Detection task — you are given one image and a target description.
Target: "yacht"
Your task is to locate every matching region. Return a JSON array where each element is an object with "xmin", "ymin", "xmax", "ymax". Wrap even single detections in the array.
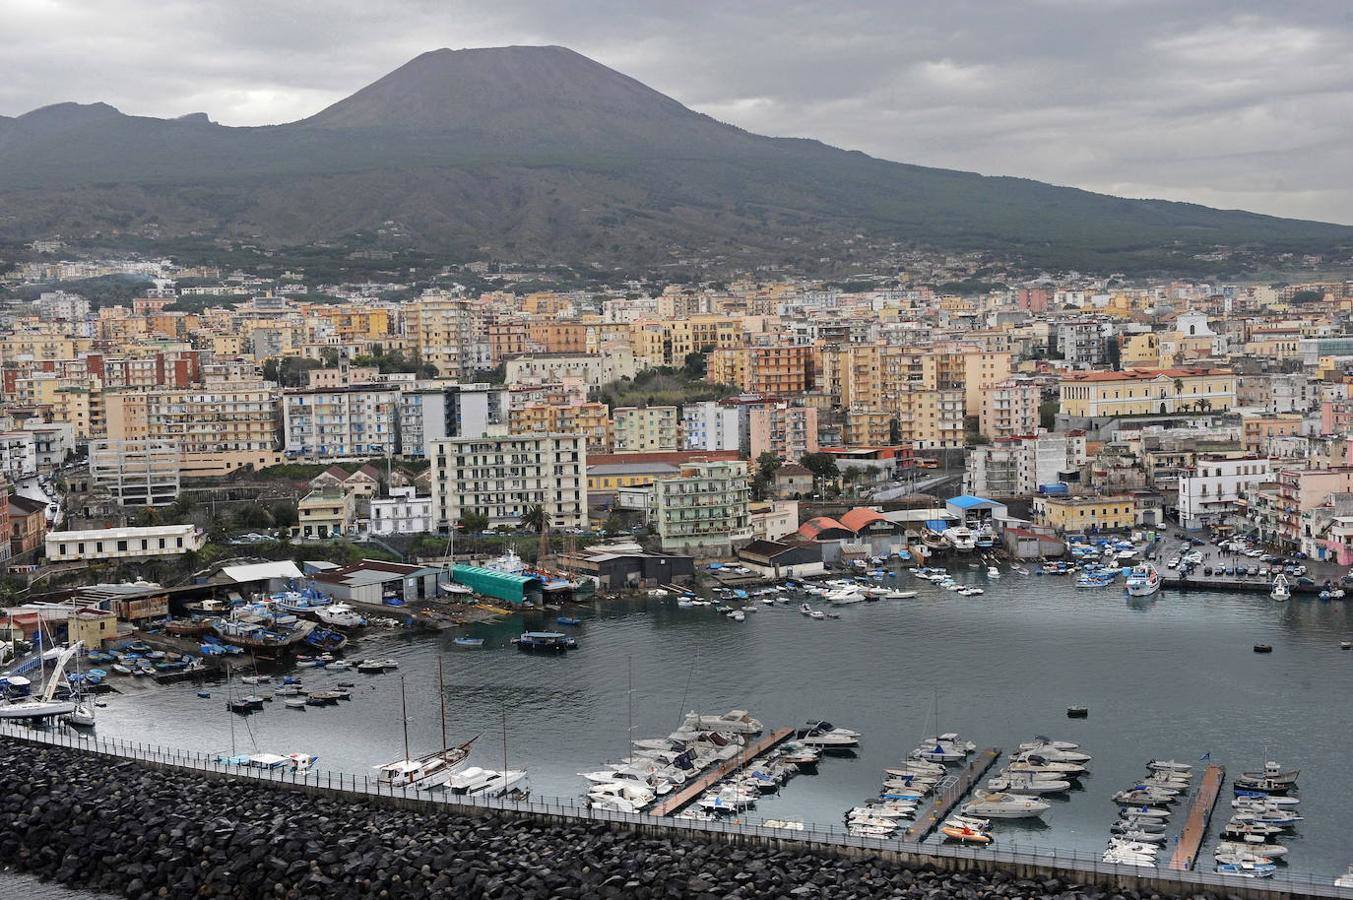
[
  {"xmin": 942, "ymin": 527, "xmax": 977, "ymax": 552},
  {"xmin": 375, "ymin": 737, "xmax": 477, "ymax": 789},
  {"xmin": 960, "ymin": 790, "xmax": 1050, "ymax": 819},
  {"xmin": 465, "ymin": 769, "xmax": 527, "ymax": 797},
  {"xmin": 798, "ymin": 721, "xmax": 860, "ymax": 748},
  {"xmin": 1124, "ymin": 563, "xmax": 1161, "ymax": 597},
  {"xmin": 986, "ymin": 774, "xmax": 1071, "ymax": 795},
  {"xmin": 683, "ymin": 710, "xmax": 763, "ymax": 734},
  {"xmin": 316, "ymin": 602, "xmax": 368, "ymax": 628}
]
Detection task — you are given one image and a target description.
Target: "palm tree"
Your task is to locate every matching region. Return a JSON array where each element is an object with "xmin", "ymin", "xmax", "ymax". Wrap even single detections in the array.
[{"xmin": 522, "ymin": 504, "xmax": 548, "ymax": 534}]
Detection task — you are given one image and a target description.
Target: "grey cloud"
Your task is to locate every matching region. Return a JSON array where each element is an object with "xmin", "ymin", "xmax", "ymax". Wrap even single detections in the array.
[{"xmin": 2, "ymin": 0, "xmax": 1351, "ymax": 223}]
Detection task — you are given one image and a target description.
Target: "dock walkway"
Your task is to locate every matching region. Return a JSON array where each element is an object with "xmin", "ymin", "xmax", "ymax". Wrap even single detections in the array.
[
  {"xmin": 903, "ymin": 747, "xmax": 1002, "ymax": 842},
  {"xmin": 650, "ymin": 727, "xmax": 795, "ymax": 817},
  {"xmin": 1168, "ymin": 763, "xmax": 1225, "ymax": 871}
]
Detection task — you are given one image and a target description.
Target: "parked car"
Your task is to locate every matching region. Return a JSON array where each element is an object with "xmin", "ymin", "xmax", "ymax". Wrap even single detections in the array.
[{"xmin": 1166, "ymin": 557, "xmax": 1181, "ymax": 569}]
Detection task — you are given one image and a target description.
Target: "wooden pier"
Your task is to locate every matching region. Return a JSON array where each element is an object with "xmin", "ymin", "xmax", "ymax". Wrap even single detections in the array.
[
  {"xmin": 902, "ymin": 747, "xmax": 1002, "ymax": 842},
  {"xmin": 1168, "ymin": 763, "xmax": 1225, "ymax": 871},
  {"xmin": 650, "ymin": 727, "xmax": 795, "ymax": 817}
]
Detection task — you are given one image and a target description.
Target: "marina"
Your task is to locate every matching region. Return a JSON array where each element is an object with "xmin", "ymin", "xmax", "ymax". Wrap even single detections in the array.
[
  {"xmin": 902, "ymin": 747, "xmax": 1001, "ymax": 841},
  {"xmin": 24, "ymin": 564, "xmax": 1353, "ymax": 882},
  {"xmin": 648, "ymin": 727, "xmax": 795, "ymax": 816}
]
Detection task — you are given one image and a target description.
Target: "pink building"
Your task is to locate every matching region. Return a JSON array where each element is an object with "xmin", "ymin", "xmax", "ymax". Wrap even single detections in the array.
[{"xmin": 749, "ymin": 403, "xmax": 819, "ymax": 463}]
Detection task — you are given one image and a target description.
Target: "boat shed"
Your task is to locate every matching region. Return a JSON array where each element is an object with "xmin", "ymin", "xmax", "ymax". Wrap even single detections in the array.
[
  {"xmin": 735, "ymin": 540, "xmax": 824, "ymax": 579},
  {"xmin": 946, "ymin": 495, "xmax": 1009, "ymax": 526},
  {"xmin": 450, "ymin": 565, "xmax": 543, "ymax": 606},
  {"xmin": 310, "ymin": 560, "xmax": 441, "ymax": 605},
  {"xmin": 558, "ymin": 543, "xmax": 695, "ymax": 590}
]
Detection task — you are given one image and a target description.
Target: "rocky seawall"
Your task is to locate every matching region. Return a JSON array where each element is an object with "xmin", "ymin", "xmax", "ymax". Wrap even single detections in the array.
[{"xmin": 0, "ymin": 738, "xmax": 1222, "ymax": 899}]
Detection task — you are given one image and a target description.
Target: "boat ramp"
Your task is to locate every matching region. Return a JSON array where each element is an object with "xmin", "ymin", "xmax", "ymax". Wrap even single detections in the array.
[
  {"xmin": 1167, "ymin": 763, "xmax": 1225, "ymax": 871},
  {"xmin": 650, "ymin": 727, "xmax": 795, "ymax": 817},
  {"xmin": 902, "ymin": 747, "xmax": 1002, "ymax": 841}
]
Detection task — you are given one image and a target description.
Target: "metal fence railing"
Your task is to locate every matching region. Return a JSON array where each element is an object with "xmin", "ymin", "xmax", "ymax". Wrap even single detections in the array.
[{"xmin": 2, "ymin": 723, "xmax": 1348, "ymax": 898}]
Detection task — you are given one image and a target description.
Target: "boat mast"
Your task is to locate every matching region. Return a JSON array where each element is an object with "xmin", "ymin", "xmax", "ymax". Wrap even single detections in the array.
[
  {"xmin": 400, "ymin": 676, "xmax": 411, "ymax": 762},
  {"xmin": 501, "ymin": 704, "xmax": 508, "ymax": 777},
  {"xmin": 626, "ymin": 656, "xmax": 633, "ymax": 764},
  {"xmin": 438, "ymin": 655, "xmax": 448, "ymax": 752},
  {"xmin": 226, "ymin": 666, "xmax": 236, "ymax": 756}
]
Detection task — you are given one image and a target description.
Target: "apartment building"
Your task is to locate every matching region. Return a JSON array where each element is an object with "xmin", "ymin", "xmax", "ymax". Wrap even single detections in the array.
[
  {"xmin": 431, "ymin": 433, "xmax": 587, "ymax": 530},
  {"xmin": 709, "ymin": 345, "xmax": 814, "ymax": 397},
  {"xmin": 748, "ymin": 403, "xmax": 819, "ymax": 461},
  {"xmin": 295, "ymin": 487, "xmax": 355, "ymax": 539},
  {"xmin": 503, "ymin": 350, "xmax": 638, "ymax": 387},
  {"xmin": 964, "ymin": 430, "xmax": 1087, "ymax": 498},
  {"xmin": 890, "ymin": 389, "xmax": 964, "ymax": 449},
  {"xmin": 682, "ymin": 401, "xmax": 740, "ymax": 452},
  {"xmin": 1176, "ymin": 455, "xmax": 1273, "ymax": 530},
  {"xmin": 844, "ymin": 408, "xmax": 892, "ymax": 446},
  {"xmin": 1033, "ymin": 494, "xmax": 1137, "ymax": 533},
  {"xmin": 1274, "ymin": 467, "xmax": 1353, "ymax": 549},
  {"xmin": 509, "ymin": 400, "xmax": 612, "ymax": 453},
  {"xmin": 283, "ymin": 385, "xmax": 401, "ymax": 459},
  {"xmin": 650, "ymin": 460, "xmax": 753, "ymax": 556},
  {"xmin": 815, "ymin": 343, "xmax": 882, "ymax": 409},
  {"xmin": 1242, "ymin": 414, "xmax": 1303, "ymax": 454},
  {"xmin": 1059, "ymin": 368, "xmax": 1236, "ymax": 417},
  {"xmin": 0, "ymin": 432, "xmax": 38, "ymax": 481},
  {"xmin": 399, "ymin": 383, "xmax": 507, "ymax": 459},
  {"xmin": 980, "ymin": 378, "xmax": 1040, "ymax": 441},
  {"xmin": 105, "ymin": 385, "xmax": 279, "ymax": 454},
  {"xmin": 406, "ymin": 292, "xmax": 491, "ymax": 378},
  {"xmin": 613, "ymin": 406, "xmax": 680, "ymax": 453},
  {"xmin": 89, "ymin": 439, "xmax": 181, "ymax": 507},
  {"xmin": 369, "ymin": 486, "xmax": 433, "ymax": 535},
  {"xmin": 46, "ymin": 524, "xmax": 204, "ymax": 562}
]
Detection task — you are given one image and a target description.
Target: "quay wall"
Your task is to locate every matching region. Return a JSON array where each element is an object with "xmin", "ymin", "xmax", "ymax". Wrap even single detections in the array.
[{"xmin": 1, "ymin": 726, "xmax": 1347, "ymax": 900}]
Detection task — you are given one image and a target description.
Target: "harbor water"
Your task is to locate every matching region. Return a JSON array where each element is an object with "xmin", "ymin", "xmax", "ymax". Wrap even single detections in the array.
[{"xmin": 88, "ymin": 567, "xmax": 1353, "ymax": 879}]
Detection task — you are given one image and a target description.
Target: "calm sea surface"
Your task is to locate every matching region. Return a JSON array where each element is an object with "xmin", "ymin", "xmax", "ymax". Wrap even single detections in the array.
[{"xmin": 87, "ymin": 566, "xmax": 1353, "ymax": 879}]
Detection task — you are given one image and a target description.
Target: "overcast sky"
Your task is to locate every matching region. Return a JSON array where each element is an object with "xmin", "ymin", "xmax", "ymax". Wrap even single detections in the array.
[{"xmin": 4, "ymin": 1, "xmax": 1352, "ymax": 224}]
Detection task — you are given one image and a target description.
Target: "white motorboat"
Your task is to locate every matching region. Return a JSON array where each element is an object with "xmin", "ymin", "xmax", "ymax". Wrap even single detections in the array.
[
  {"xmin": 1216, "ymin": 841, "xmax": 1287, "ymax": 859},
  {"xmin": 986, "ymin": 775, "xmax": 1071, "ymax": 795},
  {"xmin": 1233, "ymin": 795, "xmax": 1300, "ymax": 809},
  {"xmin": 465, "ymin": 769, "xmax": 527, "ymax": 797},
  {"xmin": 65, "ymin": 701, "xmax": 96, "ymax": 728},
  {"xmin": 882, "ymin": 589, "xmax": 918, "ymax": 599},
  {"xmin": 1270, "ymin": 574, "xmax": 1291, "ymax": 601},
  {"xmin": 960, "ymin": 791, "xmax": 1049, "ymax": 819},
  {"xmin": 588, "ymin": 781, "xmax": 656, "ymax": 809},
  {"xmin": 798, "ymin": 721, "xmax": 860, "ymax": 748},
  {"xmin": 726, "ymin": 610, "xmax": 745, "ymax": 622},
  {"xmin": 1124, "ymin": 563, "xmax": 1161, "ymax": 597},
  {"xmin": 1335, "ymin": 866, "xmax": 1353, "ymax": 888},
  {"xmin": 827, "ymin": 589, "xmax": 865, "ymax": 604},
  {"xmin": 943, "ymin": 527, "xmax": 977, "ymax": 551},
  {"xmin": 1014, "ymin": 742, "xmax": 1091, "ymax": 763},
  {"xmin": 316, "ymin": 602, "xmax": 368, "ymax": 628},
  {"xmin": 683, "ymin": 710, "xmax": 763, "ymax": 734},
  {"xmin": 1112, "ymin": 829, "xmax": 1167, "ymax": 844},
  {"xmin": 1018, "ymin": 738, "xmax": 1080, "ymax": 752},
  {"xmin": 920, "ymin": 733, "xmax": 976, "ymax": 753},
  {"xmin": 1147, "ymin": 759, "xmax": 1192, "ymax": 773},
  {"xmin": 1006, "ymin": 757, "xmax": 1086, "ymax": 777}
]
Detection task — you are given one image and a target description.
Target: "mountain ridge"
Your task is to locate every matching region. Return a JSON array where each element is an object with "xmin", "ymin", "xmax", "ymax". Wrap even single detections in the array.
[{"xmin": 0, "ymin": 44, "xmax": 1348, "ymax": 272}]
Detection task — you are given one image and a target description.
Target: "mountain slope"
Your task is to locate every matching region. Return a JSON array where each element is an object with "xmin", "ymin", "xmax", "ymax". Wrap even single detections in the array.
[{"xmin": 0, "ymin": 45, "xmax": 1348, "ymax": 272}]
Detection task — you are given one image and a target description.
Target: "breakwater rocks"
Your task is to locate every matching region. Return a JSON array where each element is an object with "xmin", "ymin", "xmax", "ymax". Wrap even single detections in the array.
[{"xmin": 0, "ymin": 739, "xmax": 1217, "ymax": 900}]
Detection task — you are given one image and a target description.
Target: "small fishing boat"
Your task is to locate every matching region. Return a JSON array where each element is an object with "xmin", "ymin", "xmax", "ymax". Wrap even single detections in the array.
[
  {"xmin": 284, "ymin": 698, "xmax": 308, "ymax": 709},
  {"xmin": 799, "ymin": 603, "xmax": 825, "ymax": 620},
  {"xmin": 941, "ymin": 824, "xmax": 992, "ymax": 843},
  {"xmin": 452, "ymin": 636, "xmax": 485, "ymax": 648},
  {"xmin": 555, "ymin": 616, "xmax": 582, "ymax": 627},
  {"xmin": 1270, "ymin": 575, "xmax": 1291, "ymax": 601},
  {"xmin": 1253, "ymin": 644, "xmax": 1274, "ymax": 654}
]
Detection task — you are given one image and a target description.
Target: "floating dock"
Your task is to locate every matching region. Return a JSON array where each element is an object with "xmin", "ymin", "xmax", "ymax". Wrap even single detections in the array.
[
  {"xmin": 650, "ymin": 727, "xmax": 795, "ymax": 817},
  {"xmin": 902, "ymin": 747, "xmax": 1002, "ymax": 842},
  {"xmin": 1168, "ymin": 763, "xmax": 1225, "ymax": 871}
]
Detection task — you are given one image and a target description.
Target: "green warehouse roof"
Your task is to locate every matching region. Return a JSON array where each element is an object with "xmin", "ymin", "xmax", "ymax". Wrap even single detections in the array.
[{"xmin": 451, "ymin": 565, "xmax": 543, "ymax": 605}]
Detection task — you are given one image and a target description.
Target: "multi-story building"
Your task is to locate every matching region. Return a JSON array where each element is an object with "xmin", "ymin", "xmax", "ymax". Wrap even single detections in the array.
[
  {"xmin": 283, "ymin": 385, "xmax": 401, "ymax": 459},
  {"xmin": 613, "ymin": 406, "xmax": 680, "ymax": 454},
  {"xmin": 399, "ymin": 383, "xmax": 507, "ymax": 459},
  {"xmin": 89, "ymin": 439, "xmax": 182, "ymax": 507},
  {"xmin": 682, "ymin": 401, "xmax": 740, "ymax": 452},
  {"xmin": 1274, "ymin": 467, "xmax": 1353, "ymax": 549},
  {"xmin": 1176, "ymin": 455, "xmax": 1273, "ymax": 530},
  {"xmin": 891, "ymin": 388, "xmax": 964, "ymax": 449},
  {"xmin": 980, "ymin": 378, "xmax": 1041, "ymax": 441},
  {"xmin": 368, "ymin": 486, "xmax": 432, "ymax": 536},
  {"xmin": 295, "ymin": 487, "xmax": 355, "ymax": 539},
  {"xmin": 1033, "ymin": 494, "xmax": 1137, "ymax": 533},
  {"xmin": 843, "ymin": 408, "xmax": 892, "ymax": 446},
  {"xmin": 430, "ymin": 433, "xmax": 587, "ymax": 530},
  {"xmin": 509, "ymin": 400, "xmax": 612, "ymax": 453},
  {"xmin": 650, "ymin": 460, "xmax": 752, "ymax": 556},
  {"xmin": 0, "ymin": 432, "xmax": 38, "ymax": 481},
  {"xmin": 1242, "ymin": 414, "xmax": 1303, "ymax": 454},
  {"xmin": 406, "ymin": 292, "xmax": 491, "ymax": 378},
  {"xmin": 503, "ymin": 350, "xmax": 637, "ymax": 388},
  {"xmin": 748, "ymin": 403, "xmax": 819, "ymax": 461},
  {"xmin": 964, "ymin": 430, "xmax": 1087, "ymax": 498},
  {"xmin": 1059, "ymin": 368, "xmax": 1236, "ymax": 418},
  {"xmin": 709, "ymin": 345, "xmax": 813, "ymax": 397}
]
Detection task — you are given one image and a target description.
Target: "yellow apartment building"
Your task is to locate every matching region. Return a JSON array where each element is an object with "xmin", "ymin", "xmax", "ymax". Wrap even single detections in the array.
[
  {"xmin": 1119, "ymin": 333, "xmax": 1160, "ymax": 368},
  {"xmin": 613, "ymin": 406, "xmax": 680, "ymax": 453},
  {"xmin": 509, "ymin": 400, "xmax": 613, "ymax": 453},
  {"xmin": 1059, "ymin": 368, "xmax": 1235, "ymax": 417},
  {"xmin": 1034, "ymin": 494, "xmax": 1138, "ymax": 533}
]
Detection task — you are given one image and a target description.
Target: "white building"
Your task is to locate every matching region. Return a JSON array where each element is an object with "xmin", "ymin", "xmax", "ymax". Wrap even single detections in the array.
[
  {"xmin": 22, "ymin": 420, "xmax": 74, "ymax": 472},
  {"xmin": 398, "ymin": 383, "xmax": 507, "ymax": 458},
  {"xmin": 431, "ymin": 432, "xmax": 587, "ymax": 530},
  {"xmin": 503, "ymin": 350, "xmax": 637, "ymax": 388},
  {"xmin": 964, "ymin": 430, "xmax": 1088, "ymax": 498},
  {"xmin": 46, "ymin": 524, "xmax": 204, "ymax": 562},
  {"xmin": 282, "ymin": 385, "xmax": 401, "ymax": 459},
  {"xmin": 33, "ymin": 290, "xmax": 90, "ymax": 321},
  {"xmin": 1176, "ymin": 455, "xmax": 1274, "ymax": 530},
  {"xmin": 0, "ymin": 431, "xmax": 38, "ymax": 481},
  {"xmin": 89, "ymin": 439, "xmax": 182, "ymax": 507},
  {"xmin": 369, "ymin": 486, "xmax": 433, "ymax": 535},
  {"xmin": 682, "ymin": 401, "xmax": 740, "ymax": 451}
]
